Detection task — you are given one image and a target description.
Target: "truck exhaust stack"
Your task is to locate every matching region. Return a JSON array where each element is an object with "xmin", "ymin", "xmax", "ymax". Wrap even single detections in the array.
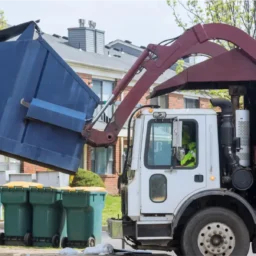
[
  {"xmin": 210, "ymin": 99, "xmax": 253, "ymax": 191},
  {"xmin": 236, "ymin": 110, "xmax": 250, "ymax": 167}
]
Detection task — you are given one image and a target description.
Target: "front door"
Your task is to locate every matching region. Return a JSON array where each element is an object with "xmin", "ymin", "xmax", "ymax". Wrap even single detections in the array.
[{"xmin": 140, "ymin": 114, "xmax": 207, "ymax": 214}]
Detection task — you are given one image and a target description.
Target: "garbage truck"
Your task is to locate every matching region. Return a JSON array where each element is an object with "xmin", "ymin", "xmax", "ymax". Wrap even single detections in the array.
[{"xmin": 2, "ymin": 21, "xmax": 256, "ymax": 255}]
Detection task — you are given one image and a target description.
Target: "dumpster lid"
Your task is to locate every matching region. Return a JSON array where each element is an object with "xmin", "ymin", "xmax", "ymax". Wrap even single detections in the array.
[
  {"xmin": 3, "ymin": 181, "xmax": 43, "ymax": 188},
  {"xmin": 0, "ymin": 21, "xmax": 41, "ymax": 42}
]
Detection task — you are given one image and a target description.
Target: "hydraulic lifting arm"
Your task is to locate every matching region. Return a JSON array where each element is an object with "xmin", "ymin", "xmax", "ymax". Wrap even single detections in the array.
[{"xmin": 83, "ymin": 23, "xmax": 256, "ymax": 147}]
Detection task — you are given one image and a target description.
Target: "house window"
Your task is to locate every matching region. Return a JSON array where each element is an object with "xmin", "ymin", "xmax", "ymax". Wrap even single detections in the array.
[
  {"xmin": 79, "ymin": 153, "xmax": 84, "ymax": 169},
  {"xmin": 184, "ymin": 98, "xmax": 199, "ymax": 108},
  {"xmin": 91, "ymin": 79, "xmax": 114, "ymax": 121},
  {"xmin": 150, "ymin": 95, "xmax": 168, "ymax": 108},
  {"xmin": 91, "ymin": 146, "xmax": 114, "ymax": 175}
]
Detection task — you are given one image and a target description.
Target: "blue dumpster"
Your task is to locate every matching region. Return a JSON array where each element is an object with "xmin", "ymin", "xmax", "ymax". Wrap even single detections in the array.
[{"xmin": 0, "ymin": 21, "xmax": 99, "ymax": 174}]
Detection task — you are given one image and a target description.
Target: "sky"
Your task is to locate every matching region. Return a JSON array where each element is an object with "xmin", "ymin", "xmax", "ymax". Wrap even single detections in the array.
[{"xmin": 0, "ymin": 0, "xmax": 185, "ymax": 46}]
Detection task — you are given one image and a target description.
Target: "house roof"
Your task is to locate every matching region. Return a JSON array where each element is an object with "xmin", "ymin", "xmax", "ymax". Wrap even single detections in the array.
[
  {"xmin": 106, "ymin": 39, "xmax": 192, "ymax": 68},
  {"xmin": 6, "ymin": 25, "xmax": 208, "ymax": 98},
  {"xmin": 41, "ymin": 33, "xmax": 177, "ymax": 84},
  {"xmin": 107, "ymin": 39, "xmax": 146, "ymax": 52},
  {"xmin": 42, "ymin": 34, "xmax": 132, "ymax": 72}
]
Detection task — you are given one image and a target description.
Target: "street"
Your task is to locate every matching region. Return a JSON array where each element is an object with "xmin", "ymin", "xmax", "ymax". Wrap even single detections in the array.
[
  {"xmin": 102, "ymin": 231, "xmax": 254, "ymax": 256},
  {"xmin": 102, "ymin": 232, "xmax": 174, "ymax": 255},
  {"xmin": 0, "ymin": 227, "xmax": 254, "ymax": 255}
]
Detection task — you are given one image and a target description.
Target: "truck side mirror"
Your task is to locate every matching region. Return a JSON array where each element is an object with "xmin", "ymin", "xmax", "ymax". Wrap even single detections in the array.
[
  {"xmin": 176, "ymin": 147, "xmax": 186, "ymax": 161},
  {"xmin": 173, "ymin": 120, "xmax": 183, "ymax": 148}
]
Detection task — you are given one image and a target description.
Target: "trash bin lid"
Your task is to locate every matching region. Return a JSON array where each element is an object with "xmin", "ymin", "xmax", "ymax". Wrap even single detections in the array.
[
  {"xmin": 56, "ymin": 186, "xmax": 71, "ymax": 190},
  {"xmin": 46, "ymin": 186, "xmax": 71, "ymax": 191},
  {"xmin": 55, "ymin": 186, "xmax": 71, "ymax": 189},
  {"xmin": 3, "ymin": 181, "xmax": 43, "ymax": 188},
  {"xmin": 69, "ymin": 187, "xmax": 107, "ymax": 192}
]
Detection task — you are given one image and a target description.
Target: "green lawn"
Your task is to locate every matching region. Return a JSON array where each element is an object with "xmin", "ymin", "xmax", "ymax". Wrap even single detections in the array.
[{"xmin": 102, "ymin": 195, "xmax": 121, "ymax": 226}]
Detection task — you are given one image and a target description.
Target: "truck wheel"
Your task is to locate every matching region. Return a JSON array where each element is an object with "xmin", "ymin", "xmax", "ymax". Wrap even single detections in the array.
[
  {"xmin": 61, "ymin": 237, "xmax": 68, "ymax": 248},
  {"xmin": 24, "ymin": 232, "xmax": 33, "ymax": 246},
  {"xmin": 0, "ymin": 233, "xmax": 4, "ymax": 245},
  {"xmin": 52, "ymin": 234, "xmax": 60, "ymax": 248},
  {"xmin": 181, "ymin": 207, "xmax": 250, "ymax": 256}
]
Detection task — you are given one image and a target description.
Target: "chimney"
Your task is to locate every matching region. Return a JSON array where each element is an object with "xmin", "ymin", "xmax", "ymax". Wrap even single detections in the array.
[
  {"xmin": 79, "ymin": 19, "xmax": 85, "ymax": 27},
  {"xmin": 68, "ymin": 19, "xmax": 105, "ymax": 54}
]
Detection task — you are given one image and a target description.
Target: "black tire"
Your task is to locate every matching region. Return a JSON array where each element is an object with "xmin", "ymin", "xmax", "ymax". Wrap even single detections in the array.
[
  {"xmin": 181, "ymin": 207, "xmax": 250, "ymax": 256},
  {"xmin": 52, "ymin": 234, "xmax": 60, "ymax": 248},
  {"xmin": 61, "ymin": 236, "xmax": 68, "ymax": 248},
  {"xmin": 0, "ymin": 232, "xmax": 4, "ymax": 245},
  {"xmin": 24, "ymin": 233, "xmax": 33, "ymax": 246}
]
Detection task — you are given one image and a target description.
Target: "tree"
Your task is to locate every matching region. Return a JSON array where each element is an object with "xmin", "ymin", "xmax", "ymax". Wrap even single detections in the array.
[
  {"xmin": 168, "ymin": 0, "xmax": 253, "ymax": 104},
  {"xmin": 175, "ymin": 59, "xmax": 185, "ymax": 74},
  {"xmin": 70, "ymin": 168, "xmax": 105, "ymax": 188},
  {"xmin": 0, "ymin": 10, "xmax": 7, "ymax": 30},
  {"xmin": 168, "ymin": 0, "xmax": 256, "ymax": 39}
]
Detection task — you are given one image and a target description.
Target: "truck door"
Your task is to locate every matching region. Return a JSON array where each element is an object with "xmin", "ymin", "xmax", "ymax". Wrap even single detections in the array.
[{"xmin": 140, "ymin": 114, "xmax": 207, "ymax": 214}]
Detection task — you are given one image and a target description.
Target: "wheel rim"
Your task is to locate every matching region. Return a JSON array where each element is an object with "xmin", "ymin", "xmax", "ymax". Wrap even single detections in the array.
[
  {"xmin": 88, "ymin": 237, "xmax": 95, "ymax": 247},
  {"xmin": 197, "ymin": 222, "xmax": 235, "ymax": 256}
]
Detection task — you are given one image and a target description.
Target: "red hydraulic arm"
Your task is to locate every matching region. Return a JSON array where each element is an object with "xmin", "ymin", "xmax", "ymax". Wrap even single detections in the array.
[{"xmin": 83, "ymin": 23, "xmax": 255, "ymax": 147}]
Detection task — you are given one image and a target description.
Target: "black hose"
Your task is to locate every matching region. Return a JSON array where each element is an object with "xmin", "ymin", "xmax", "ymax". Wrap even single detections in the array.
[
  {"xmin": 157, "ymin": 28, "xmax": 190, "ymax": 46},
  {"xmin": 158, "ymin": 36, "xmax": 180, "ymax": 45},
  {"xmin": 122, "ymin": 104, "xmax": 160, "ymax": 184}
]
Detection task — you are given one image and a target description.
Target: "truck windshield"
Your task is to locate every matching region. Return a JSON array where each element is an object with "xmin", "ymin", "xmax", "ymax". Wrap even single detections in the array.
[{"xmin": 146, "ymin": 121, "xmax": 173, "ymax": 168}]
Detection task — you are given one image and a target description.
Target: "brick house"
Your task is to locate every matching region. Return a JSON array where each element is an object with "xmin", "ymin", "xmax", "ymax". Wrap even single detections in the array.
[{"xmin": 4, "ymin": 20, "xmax": 212, "ymax": 194}]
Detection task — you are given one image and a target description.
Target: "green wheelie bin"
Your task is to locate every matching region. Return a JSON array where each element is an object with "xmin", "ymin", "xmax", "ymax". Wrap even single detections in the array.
[
  {"xmin": 61, "ymin": 187, "xmax": 106, "ymax": 248},
  {"xmin": 29, "ymin": 186, "xmax": 67, "ymax": 247},
  {"xmin": 0, "ymin": 181, "xmax": 42, "ymax": 246}
]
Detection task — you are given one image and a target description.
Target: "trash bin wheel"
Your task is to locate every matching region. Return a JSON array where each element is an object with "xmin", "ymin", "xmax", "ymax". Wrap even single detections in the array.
[
  {"xmin": 61, "ymin": 237, "xmax": 68, "ymax": 248},
  {"xmin": 0, "ymin": 233, "xmax": 4, "ymax": 245},
  {"xmin": 88, "ymin": 236, "xmax": 95, "ymax": 247},
  {"xmin": 52, "ymin": 234, "xmax": 60, "ymax": 248},
  {"xmin": 24, "ymin": 232, "xmax": 32, "ymax": 246}
]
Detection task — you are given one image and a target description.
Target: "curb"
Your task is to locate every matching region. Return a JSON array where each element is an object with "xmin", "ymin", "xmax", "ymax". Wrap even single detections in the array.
[{"xmin": 0, "ymin": 254, "xmax": 63, "ymax": 256}]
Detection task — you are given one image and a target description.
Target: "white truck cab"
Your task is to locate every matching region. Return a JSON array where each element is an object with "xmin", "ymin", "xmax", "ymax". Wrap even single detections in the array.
[
  {"xmin": 108, "ymin": 104, "xmax": 255, "ymax": 256},
  {"xmin": 127, "ymin": 108, "xmax": 220, "ymax": 221}
]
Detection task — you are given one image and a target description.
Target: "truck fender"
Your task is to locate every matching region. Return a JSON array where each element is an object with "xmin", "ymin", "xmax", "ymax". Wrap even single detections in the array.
[{"xmin": 171, "ymin": 189, "xmax": 256, "ymax": 236}]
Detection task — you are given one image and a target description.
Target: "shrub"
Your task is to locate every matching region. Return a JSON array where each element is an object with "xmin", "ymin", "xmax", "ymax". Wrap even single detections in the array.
[
  {"xmin": 69, "ymin": 175, "xmax": 74, "ymax": 185},
  {"xmin": 70, "ymin": 168, "xmax": 105, "ymax": 188}
]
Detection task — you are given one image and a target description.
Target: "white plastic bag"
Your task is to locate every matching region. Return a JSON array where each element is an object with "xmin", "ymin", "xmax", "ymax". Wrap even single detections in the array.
[
  {"xmin": 59, "ymin": 247, "xmax": 79, "ymax": 255},
  {"xmin": 83, "ymin": 243, "xmax": 114, "ymax": 255}
]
